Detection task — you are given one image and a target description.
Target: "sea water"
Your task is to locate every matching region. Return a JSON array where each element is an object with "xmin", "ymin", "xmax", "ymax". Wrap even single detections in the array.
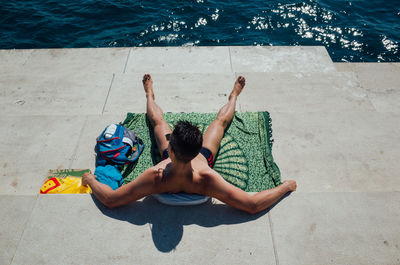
[{"xmin": 1, "ymin": 0, "xmax": 399, "ymax": 62}]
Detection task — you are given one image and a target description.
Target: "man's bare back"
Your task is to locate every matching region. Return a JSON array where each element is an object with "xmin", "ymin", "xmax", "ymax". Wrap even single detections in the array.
[{"xmin": 83, "ymin": 74, "xmax": 296, "ymax": 214}]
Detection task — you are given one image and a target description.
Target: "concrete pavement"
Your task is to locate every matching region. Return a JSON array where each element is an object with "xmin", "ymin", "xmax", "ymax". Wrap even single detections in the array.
[{"xmin": 0, "ymin": 46, "xmax": 399, "ymax": 264}]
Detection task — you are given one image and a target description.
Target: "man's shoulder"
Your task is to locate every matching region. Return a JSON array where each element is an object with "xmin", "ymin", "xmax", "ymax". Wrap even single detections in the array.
[
  {"xmin": 197, "ymin": 167, "xmax": 219, "ymax": 184},
  {"xmin": 148, "ymin": 159, "xmax": 170, "ymax": 172}
]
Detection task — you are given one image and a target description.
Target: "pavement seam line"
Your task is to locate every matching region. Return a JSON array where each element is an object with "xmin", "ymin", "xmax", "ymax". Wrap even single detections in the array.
[
  {"xmin": 9, "ymin": 195, "xmax": 39, "ymax": 265},
  {"xmin": 123, "ymin": 48, "xmax": 132, "ymax": 74},
  {"xmin": 352, "ymin": 70, "xmax": 379, "ymax": 112},
  {"xmin": 228, "ymin": 46, "xmax": 234, "ymax": 73},
  {"xmin": 102, "ymin": 73, "xmax": 115, "ymax": 115},
  {"xmin": 268, "ymin": 211, "xmax": 280, "ymax": 265},
  {"xmin": 68, "ymin": 115, "xmax": 88, "ymax": 169},
  {"xmin": 22, "ymin": 51, "xmax": 31, "ymax": 66}
]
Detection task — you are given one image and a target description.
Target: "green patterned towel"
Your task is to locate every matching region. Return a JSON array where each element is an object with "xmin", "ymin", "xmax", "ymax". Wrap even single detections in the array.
[{"xmin": 121, "ymin": 112, "xmax": 281, "ymax": 192}]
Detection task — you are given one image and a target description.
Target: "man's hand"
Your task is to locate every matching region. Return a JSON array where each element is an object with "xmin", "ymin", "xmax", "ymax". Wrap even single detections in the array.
[
  {"xmin": 82, "ymin": 172, "xmax": 96, "ymax": 187},
  {"xmin": 282, "ymin": 180, "xmax": 297, "ymax": 192}
]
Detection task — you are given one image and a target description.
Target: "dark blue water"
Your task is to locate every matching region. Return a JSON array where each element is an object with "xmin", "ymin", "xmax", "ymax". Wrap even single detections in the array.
[{"xmin": 1, "ymin": 0, "xmax": 399, "ymax": 62}]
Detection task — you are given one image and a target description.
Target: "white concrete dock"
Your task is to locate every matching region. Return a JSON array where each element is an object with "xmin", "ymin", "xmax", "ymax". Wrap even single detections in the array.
[{"xmin": 0, "ymin": 46, "xmax": 399, "ymax": 264}]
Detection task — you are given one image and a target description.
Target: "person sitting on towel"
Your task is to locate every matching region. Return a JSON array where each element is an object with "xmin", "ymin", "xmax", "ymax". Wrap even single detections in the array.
[{"xmin": 82, "ymin": 74, "xmax": 296, "ymax": 214}]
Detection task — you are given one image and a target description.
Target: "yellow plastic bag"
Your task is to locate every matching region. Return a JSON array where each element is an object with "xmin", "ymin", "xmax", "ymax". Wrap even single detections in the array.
[{"xmin": 40, "ymin": 169, "xmax": 92, "ymax": 194}]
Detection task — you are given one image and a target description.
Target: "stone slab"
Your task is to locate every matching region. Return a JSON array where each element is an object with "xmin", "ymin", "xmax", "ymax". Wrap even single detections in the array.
[
  {"xmin": 0, "ymin": 195, "xmax": 37, "ymax": 265},
  {"xmin": 71, "ymin": 114, "xmax": 127, "ymax": 171},
  {"xmin": 0, "ymin": 115, "xmax": 86, "ymax": 195},
  {"xmin": 367, "ymin": 89, "xmax": 400, "ymax": 113},
  {"xmin": 124, "ymin": 47, "xmax": 232, "ymax": 73},
  {"xmin": 11, "ymin": 195, "xmax": 276, "ymax": 265},
  {"xmin": 0, "ymin": 72, "xmax": 112, "ymax": 115},
  {"xmin": 272, "ymin": 112, "xmax": 400, "ymax": 192},
  {"xmin": 0, "ymin": 48, "xmax": 399, "ymax": 265},
  {"xmin": 270, "ymin": 192, "xmax": 400, "ymax": 265},
  {"xmin": 104, "ymin": 73, "xmax": 237, "ymax": 114},
  {"xmin": 0, "ymin": 49, "xmax": 32, "ymax": 75},
  {"xmin": 334, "ymin": 63, "xmax": 400, "ymax": 92},
  {"xmin": 230, "ymin": 46, "xmax": 335, "ymax": 73},
  {"xmin": 334, "ymin": 63, "xmax": 400, "ymax": 112},
  {"xmin": 0, "ymin": 48, "xmax": 129, "ymax": 75},
  {"xmin": 235, "ymin": 72, "xmax": 374, "ymax": 113}
]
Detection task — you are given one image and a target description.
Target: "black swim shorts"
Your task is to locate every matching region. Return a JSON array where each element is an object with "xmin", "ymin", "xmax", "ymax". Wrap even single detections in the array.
[{"xmin": 162, "ymin": 147, "xmax": 214, "ymax": 168}]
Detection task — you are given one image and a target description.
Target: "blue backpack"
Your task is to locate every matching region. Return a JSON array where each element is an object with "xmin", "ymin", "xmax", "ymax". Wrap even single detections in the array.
[{"xmin": 95, "ymin": 124, "xmax": 144, "ymax": 166}]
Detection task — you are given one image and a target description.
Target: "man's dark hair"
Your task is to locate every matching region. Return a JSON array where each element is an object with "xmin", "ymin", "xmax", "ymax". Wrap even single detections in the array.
[{"xmin": 169, "ymin": 120, "xmax": 202, "ymax": 163}]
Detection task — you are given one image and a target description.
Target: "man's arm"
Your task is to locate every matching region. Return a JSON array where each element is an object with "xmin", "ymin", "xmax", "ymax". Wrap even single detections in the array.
[
  {"xmin": 203, "ymin": 170, "xmax": 296, "ymax": 214},
  {"xmin": 82, "ymin": 167, "xmax": 160, "ymax": 208}
]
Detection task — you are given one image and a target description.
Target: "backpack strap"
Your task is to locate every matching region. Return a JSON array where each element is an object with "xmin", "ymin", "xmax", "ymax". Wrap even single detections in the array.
[{"xmin": 126, "ymin": 138, "xmax": 144, "ymax": 164}]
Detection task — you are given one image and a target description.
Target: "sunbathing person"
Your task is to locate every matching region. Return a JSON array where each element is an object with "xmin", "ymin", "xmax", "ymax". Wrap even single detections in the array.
[{"xmin": 82, "ymin": 74, "xmax": 296, "ymax": 214}]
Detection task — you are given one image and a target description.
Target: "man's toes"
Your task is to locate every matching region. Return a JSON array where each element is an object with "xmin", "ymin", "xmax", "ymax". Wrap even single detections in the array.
[
  {"xmin": 238, "ymin": 76, "xmax": 245, "ymax": 87},
  {"xmin": 143, "ymin": 74, "xmax": 151, "ymax": 84}
]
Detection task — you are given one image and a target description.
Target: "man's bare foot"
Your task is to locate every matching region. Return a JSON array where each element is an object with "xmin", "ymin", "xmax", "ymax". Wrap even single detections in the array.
[
  {"xmin": 142, "ymin": 73, "xmax": 155, "ymax": 100},
  {"xmin": 229, "ymin": 76, "xmax": 246, "ymax": 100}
]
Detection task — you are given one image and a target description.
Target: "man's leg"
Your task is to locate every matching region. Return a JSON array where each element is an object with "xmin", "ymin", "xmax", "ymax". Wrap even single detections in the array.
[
  {"xmin": 143, "ymin": 74, "xmax": 171, "ymax": 155},
  {"xmin": 202, "ymin": 76, "xmax": 245, "ymax": 158}
]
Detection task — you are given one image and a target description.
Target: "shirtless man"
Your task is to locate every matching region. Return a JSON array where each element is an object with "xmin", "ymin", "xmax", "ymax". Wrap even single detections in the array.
[{"xmin": 82, "ymin": 74, "xmax": 296, "ymax": 214}]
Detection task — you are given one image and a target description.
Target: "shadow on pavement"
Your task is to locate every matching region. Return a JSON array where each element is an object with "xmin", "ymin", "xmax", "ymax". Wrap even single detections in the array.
[{"xmin": 91, "ymin": 194, "xmax": 291, "ymax": 252}]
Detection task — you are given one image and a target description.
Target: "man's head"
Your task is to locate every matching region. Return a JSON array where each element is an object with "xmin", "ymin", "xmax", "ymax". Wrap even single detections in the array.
[{"xmin": 169, "ymin": 120, "xmax": 202, "ymax": 163}]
